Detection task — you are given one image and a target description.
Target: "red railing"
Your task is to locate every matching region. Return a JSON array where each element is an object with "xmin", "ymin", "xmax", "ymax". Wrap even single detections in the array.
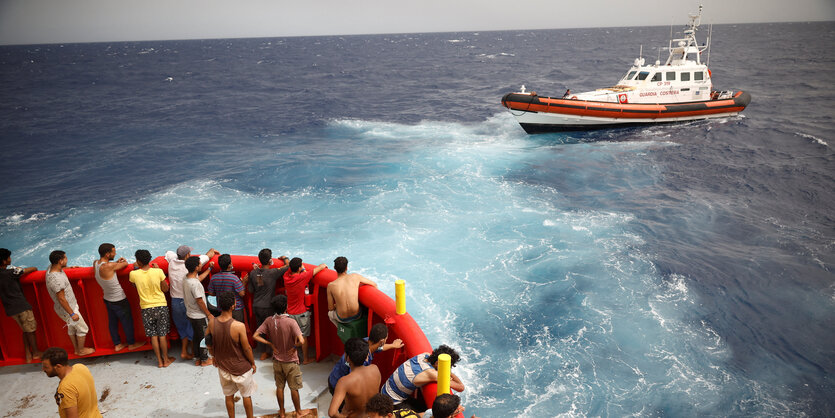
[{"xmin": 0, "ymin": 255, "xmax": 437, "ymax": 405}]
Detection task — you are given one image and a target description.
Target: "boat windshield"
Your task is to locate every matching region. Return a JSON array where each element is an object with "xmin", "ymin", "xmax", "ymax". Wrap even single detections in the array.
[
  {"xmin": 623, "ymin": 71, "xmax": 637, "ymax": 81},
  {"xmin": 636, "ymin": 71, "xmax": 650, "ymax": 81}
]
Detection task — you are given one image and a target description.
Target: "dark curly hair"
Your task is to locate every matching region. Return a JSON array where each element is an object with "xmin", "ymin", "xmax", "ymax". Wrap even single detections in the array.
[
  {"xmin": 426, "ymin": 344, "xmax": 460, "ymax": 367},
  {"xmin": 365, "ymin": 393, "xmax": 394, "ymax": 415}
]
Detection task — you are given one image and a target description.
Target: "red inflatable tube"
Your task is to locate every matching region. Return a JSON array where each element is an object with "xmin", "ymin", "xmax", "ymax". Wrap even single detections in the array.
[{"xmin": 0, "ymin": 255, "xmax": 440, "ymax": 407}]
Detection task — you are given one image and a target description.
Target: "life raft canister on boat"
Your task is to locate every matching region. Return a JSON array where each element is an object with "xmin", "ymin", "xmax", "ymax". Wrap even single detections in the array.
[{"xmin": 618, "ymin": 93, "xmax": 628, "ymax": 104}]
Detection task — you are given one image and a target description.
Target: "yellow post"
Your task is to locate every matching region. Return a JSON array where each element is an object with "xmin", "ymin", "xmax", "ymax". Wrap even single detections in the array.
[
  {"xmin": 436, "ymin": 353, "xmax": 451, "ymax": 395},
  {"xmin": 395, "ymin": 279, "xmax": 406, "ymax": 315}
]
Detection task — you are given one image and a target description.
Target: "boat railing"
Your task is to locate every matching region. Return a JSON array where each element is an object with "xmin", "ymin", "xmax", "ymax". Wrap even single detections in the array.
[{"xmin": 0, "ymin": 254, "xmax": 438, "ymax": 406}]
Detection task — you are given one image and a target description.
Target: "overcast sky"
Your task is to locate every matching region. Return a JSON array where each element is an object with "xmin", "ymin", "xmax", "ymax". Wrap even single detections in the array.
[{"xmin": 1, "ymin": 0, "xmax": 833, "ymax": 45}]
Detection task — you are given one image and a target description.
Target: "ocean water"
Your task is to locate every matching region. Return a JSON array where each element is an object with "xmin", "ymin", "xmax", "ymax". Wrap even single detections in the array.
[{"xmin": 1, "ymin": 21, "xmax": 834, "ymax": 416}]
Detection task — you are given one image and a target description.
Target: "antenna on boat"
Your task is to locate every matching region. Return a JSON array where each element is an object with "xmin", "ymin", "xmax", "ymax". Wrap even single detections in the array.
[
  {"xmin": 706, "ymin": 24, "xmax": 712, "ymax": 67},
  {"xmin": 669, "ymin": 21, "xmax": 673, "ymax": 52}
]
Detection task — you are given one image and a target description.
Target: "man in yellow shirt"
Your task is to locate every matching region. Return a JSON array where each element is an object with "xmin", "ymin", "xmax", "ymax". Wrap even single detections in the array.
[
  {"xmin": 42, "ymin": 346, "xmax": 102, "ymax": 418},
  {"xmin": 129, "ymin": 249, "xmax": 175, "ymax": 368}
]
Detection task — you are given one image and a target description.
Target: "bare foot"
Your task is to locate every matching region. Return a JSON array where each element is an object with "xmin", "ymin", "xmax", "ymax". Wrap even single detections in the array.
[
  {"xmin": 114, "ymin": 343, "xmax": 127, "ymax": 352},
  {"xmin": 32, "ymin": 351, "xmax": 42, "ymax": 360},
  {"xmin": 25, "ymin": 353, "xmax": 33, "ymax": 363},
  {"xmin": 181, "ymin": 353, "xmax": 194, "ymax": 360},
  {"xmin": 259, "ymin": 352, "xmax": 270, "ymax": 361},
  {"xmin": 77, "ymin": 347, "xmax": 95, "ymax": 356},
  {"xmin": 277, "ymin": 410, "xmax": 286, "ymax": 418},
  {"xmin": 162, "ymin": 357, "xmax": 175, "ymax": 368},
  {"xmin": 194, "ymin": 359, "xmax": 202, "ymax": 366},
  {"xmin": 295, "ymin": 410, "xmax": 312, "ymax": 418},
  {"xmin": 128, "ymin": 341, "xmax": 146, "ymax": 350},
  {"xmin": 201, "ymin": 358, "xmax": 213, "ymax": 367},
  {"xmin": 302, "ymin": 358, "xmax": 315, "ymax": 365}
]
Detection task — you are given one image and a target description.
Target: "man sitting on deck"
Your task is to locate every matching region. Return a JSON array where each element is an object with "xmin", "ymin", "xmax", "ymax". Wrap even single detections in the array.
[
  {"xmin": 381, "ymin": 345, "xmax": 465, "ymax": 413},
  {"xmin": 424, "ymin": 393, "xmax": 480, "ymax": 418},
  {"xmin": 328, "ymin": 338, "xmax": 381, "ymax": 418},
  {"xmin": 328, "ymin": 323, "xmax": 404, "ymax": 395},
  {"xmin": 327, "ymin": 256, "xmax": 377, "ymax": 343},
  {"xmin": 365, "ymin": 393, "xmax": 420, "ymax": 418}
]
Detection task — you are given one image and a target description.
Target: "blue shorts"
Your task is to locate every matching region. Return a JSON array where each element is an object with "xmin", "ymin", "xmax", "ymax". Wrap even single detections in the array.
[{"xmin": 170, "ymin": 298, "xmax": 194, "ymax": 340}]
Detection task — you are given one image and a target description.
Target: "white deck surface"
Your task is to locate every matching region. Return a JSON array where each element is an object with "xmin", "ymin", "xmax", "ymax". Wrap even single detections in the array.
[{"xmin": 0, "ymin": 347, "xmax": 337, "ymax": 417}]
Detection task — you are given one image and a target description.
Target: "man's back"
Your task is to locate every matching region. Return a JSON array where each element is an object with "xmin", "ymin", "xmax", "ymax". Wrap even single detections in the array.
[
  {"xmin": 338, "ymin": 364, "xmax": 381, "ymax": 418},
  {"xmin": 208, "ymin": 271, "xmax": 244, "ymax": 309},
  {"xmin": 212, "ymin": 317, "xmax": 251, "ymax": 375},
  {"xmin": 328, "ymin": 274, "xmax": 362, "ymax": 319},
  {"xmin": 255, "ymin": 314, "xmax": 301, "ymax": 363},
  {"xmin": 128, "ymin": 268, "xmax": 167, "ymax": 309}
]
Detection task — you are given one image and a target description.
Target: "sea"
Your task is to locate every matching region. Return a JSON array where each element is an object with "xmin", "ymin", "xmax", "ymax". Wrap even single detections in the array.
[{"xmin": 1, "ymin": 21, "xmax": 833, "ymax": 417}]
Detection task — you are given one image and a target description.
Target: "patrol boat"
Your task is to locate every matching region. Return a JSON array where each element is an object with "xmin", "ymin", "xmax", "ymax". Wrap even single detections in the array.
[{"xmin": 501, "ymin": 6, "xmax": 751, "ymax": 133}]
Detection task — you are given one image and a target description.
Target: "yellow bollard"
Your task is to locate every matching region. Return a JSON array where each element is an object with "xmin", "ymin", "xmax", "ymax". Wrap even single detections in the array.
[
  {"xmin": 395, "ymin": 279, "xmax": 406, "ymax": 315},
  {"xmin": 436, "ymin": 353, "xmax": 451, "ymax": 395}
]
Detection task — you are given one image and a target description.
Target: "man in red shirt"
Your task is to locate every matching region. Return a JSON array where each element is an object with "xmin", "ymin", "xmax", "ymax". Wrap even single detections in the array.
[{"xmin": 283, "ymin": 257, "xmax": 326, "ymax": 364}]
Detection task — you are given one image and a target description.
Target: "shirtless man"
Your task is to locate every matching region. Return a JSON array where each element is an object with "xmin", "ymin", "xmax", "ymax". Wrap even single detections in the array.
[
  {"xmin": 328, "ymin": 338, "xmax": 381, "ymax": 418},
  {"xmin": 94, "ymin": 243, "xmax": 145, "ymax": 352},
  {"xmin": 327, "ymin": 257, "xmax": 377, "ymax": 329}
]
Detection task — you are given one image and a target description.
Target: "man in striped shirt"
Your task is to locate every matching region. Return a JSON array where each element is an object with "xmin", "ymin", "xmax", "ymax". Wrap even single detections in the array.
[
  {"xmin": 381, "ymin": 345, "xmax": 465, "ymax": 413},
  {"xmin": 208, "ymin": 254, "xmax": 246, "ymax": 323}
]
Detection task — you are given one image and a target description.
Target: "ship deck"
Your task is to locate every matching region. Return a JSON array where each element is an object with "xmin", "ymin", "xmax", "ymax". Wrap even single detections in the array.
[{"xmin": 0, "ymin": 348, "xmax": 336, "ymax": 417}]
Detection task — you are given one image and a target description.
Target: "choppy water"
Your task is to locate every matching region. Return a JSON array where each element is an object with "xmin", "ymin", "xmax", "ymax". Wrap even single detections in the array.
[{"xmin": 1, "ymin": 21, "xmax": 834, "ymax": 416}]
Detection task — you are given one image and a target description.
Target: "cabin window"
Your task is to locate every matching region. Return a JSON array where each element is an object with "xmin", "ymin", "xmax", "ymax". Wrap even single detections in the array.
[
  {"xmin": 694, "ymin": 71, "xmax": 704, "ymax": 81},
  {"xmin": 625, "ymin": 71, "xmax": 637, "ymax": 80},
  {"xmin": 666, "ymin": 72, "xmax": 676, "ymax": 81},
  {"xmin": 651, "ymin": 72, "xmax": 662, "ymax": 82},
  {"xmin": 636, "ymin": 71, "xmax": 650, "ymax": 80},
  {"xmin": 680, "ymin": 72, "xmax": 691, "ymax": 81}
]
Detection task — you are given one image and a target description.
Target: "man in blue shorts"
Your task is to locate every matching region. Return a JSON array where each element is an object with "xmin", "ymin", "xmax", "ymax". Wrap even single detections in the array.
[{"xmin": 165, "ymin": 245, "xmax": 218, "ymax": 359}]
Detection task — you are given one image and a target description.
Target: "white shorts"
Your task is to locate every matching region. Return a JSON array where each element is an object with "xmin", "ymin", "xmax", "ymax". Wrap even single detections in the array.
[
  {"xmin": 218, "ymin": 368, "xmax": 257, "ymax": 398},
  {"xmin": 59, "ymin": 312, "xmax": 89, "ymax": 336}
]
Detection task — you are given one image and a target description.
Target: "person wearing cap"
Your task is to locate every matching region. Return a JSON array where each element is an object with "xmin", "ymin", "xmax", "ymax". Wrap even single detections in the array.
[{"xmin": 165, "ymin": 244, "xmax": 218, "ymax": 360}]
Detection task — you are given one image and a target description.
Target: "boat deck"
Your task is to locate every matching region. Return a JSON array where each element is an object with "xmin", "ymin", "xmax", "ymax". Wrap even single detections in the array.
[{"xmin": 0, "ymin": 347, "xmax": 336, "ymax": 417}]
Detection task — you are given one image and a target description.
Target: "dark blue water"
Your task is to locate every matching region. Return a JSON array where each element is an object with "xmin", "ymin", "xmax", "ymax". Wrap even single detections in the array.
[{"xmin": 1, "ymin": 22, "xmax": 834, "ymax": 416}]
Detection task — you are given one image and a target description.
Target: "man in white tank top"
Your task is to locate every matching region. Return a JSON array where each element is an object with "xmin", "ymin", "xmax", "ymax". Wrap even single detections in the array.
[{"xmin": 95, "ymin": 243, "xmax": 145, "ymax": 351}]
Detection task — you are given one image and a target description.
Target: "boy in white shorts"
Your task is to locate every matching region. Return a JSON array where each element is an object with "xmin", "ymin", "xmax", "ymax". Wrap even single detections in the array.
[{"xmin": 46, "ymin": 250, "xmax": 95, "ymax": 356}]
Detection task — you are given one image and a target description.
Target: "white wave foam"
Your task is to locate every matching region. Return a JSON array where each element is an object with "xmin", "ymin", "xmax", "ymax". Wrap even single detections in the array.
[
  {"xmin": 1, "ymin": 212, "xmax": 52, "ymax": 226},
  {"xmin": 795, "ymin": 132, "xmax": 828, "ymax": 146}
]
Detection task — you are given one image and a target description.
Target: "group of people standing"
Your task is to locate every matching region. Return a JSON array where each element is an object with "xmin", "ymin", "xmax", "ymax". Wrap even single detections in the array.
[{"xmin": 0, "ymin": 244, "xmax": 476, "ymax": 418}]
